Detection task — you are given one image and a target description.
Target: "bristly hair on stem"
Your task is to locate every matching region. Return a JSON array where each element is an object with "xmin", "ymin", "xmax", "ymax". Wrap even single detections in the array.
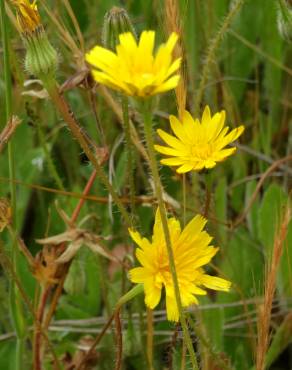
[{"xmin": 140, "ymin": 98, "xmax": 200, "ymax": 370}]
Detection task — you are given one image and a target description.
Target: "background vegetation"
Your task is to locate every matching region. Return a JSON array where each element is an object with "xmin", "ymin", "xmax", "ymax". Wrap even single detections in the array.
[{"xmin": 0, "ymin": 0, "xmax": 291, "ymax": 369}]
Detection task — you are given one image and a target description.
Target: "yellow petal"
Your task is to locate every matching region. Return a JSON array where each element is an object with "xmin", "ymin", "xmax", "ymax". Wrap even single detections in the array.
[
  {"xmin": 166, "ymin": 295, "xmax": 179, "ymax": 321},
  {"xmin": 217, "ymin": 125, "xmax": 244, "ymax": 150},
  {"xmin": 153, "ymin": 75, "xmax": 180, "ymax": 94},
  {"xmin": 200, "ymin": 274, "xmax": 231, "ymax": 291},
  {"xmin": 160, "ymin": 157, "xmax": 185, "ymax": 166},
  {"xmin": 176, "ymin": 163, "xmax": 194, "ymax": 173},
  {"xmin": 129, "ymin": 267, "xmax": 148, "ymax": 283},
  {"xmin": 154, "ymin": 144, "xmax": 183, "ymax": 156},
  {"xmin": 118, "ymin": 32, "xmax": 138, "ymax": 54},
  {"xmin": 138, "ymin": 30, "xmax": 155, "ymax": 55},
  {"xmin": 144, "ymin": 280, "xmax": 162, "ymax": 309},
  {"xmin": 164, "ymin": 32, "xmax": 179, "ymax": 53},
  {"xmin": 201, "ymin": 105, "xmax": 211, "ymax": 126},
  {"xmin": 129, "ymin": 228, "xmax": 143, "ymax": 247},
  {"xmin": 179, "ymin": 215, "xmax": 207, "ymax": 244},
  {"xmin": 86, "ymin": 46, "xmax": 118, "ymax": 70},
  {"xmin": 213, "ymin": 147, "xmax": 236, "ymax": 161},
  {"xmin": 166, "ymin": 57, "xmax": 182, "ymax": 78},
  {"xmin": 169, "ymin": 115, "xmax": 190, "ymax": 143},
  {"xmin": 157, "ymin": 128, "xmax": 186, "ymax": 150}
]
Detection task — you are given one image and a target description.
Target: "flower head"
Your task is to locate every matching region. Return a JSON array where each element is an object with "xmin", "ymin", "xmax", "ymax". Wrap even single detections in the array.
[
  {"xmin": 155, "ymin": 106, "xmax": 244, "ymax": 173},
  {"xmin": 12, "ymin": 0, "xmax": 41, "ymax": 35},
  {"xmin": 129, "ymin": 209, "xmax": 231, "ymax": 321},
  {"xmin": 86, "ymin": 30, "xmax": 181, "ymax": 97},
  {"xmin": 12, "ymin": 0, "xmax": 58, "ymax": 78}
]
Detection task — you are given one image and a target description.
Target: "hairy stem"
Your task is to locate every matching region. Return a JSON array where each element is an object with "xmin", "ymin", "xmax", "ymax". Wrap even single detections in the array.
[
  {"xmin": 141, "ymin": 99, "xmax": 199, "ymax": 370},
  {"xmin": 121, "ymin": 97, "xmax": 136, "ymax": 223},
  {"xmin": 43, "ymin": 78, "xmax": 131, "ymax": 227}
]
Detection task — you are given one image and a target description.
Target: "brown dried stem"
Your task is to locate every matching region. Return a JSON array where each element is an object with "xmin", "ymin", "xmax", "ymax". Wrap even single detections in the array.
[
  {"xmin": 146, "ymin": 308, "xmax": 154, "ymax": 370},
  {"xmin": 0, "ymin": 116, "xmax": 21, "ymax": 153}
]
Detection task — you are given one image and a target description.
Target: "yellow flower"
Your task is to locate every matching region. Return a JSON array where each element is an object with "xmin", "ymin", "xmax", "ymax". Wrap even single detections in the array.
[
  {"xmin": 86, "ymin": 31, "xmax": 181, "ymax": 97},
  {"xmin": 129, "ymin": 209, "xmax": 231, "ymax": 321},
  {"xmin": 155, "ymin": 106, "xmax": 245, "ymax": 173},
  {"xmin": 12, "ymin": 0, "xmax": 40, "ymax": 35}
]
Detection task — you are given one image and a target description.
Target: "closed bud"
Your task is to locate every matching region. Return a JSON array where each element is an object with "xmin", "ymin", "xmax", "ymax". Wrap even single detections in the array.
[
  {"xmin": 277, "ymin": 0, "xmax": 292, "ymax": 42},
  {"xmin": 102, "ymin": 7, "xmax": 137, "ymax": 50},
  {"xmin": 24, "ymin": 30, "xmax": 58, "ymax": 78},
  {"xmin": 12, "ymin": 0, "xmax": 58, "ymax": 78}
]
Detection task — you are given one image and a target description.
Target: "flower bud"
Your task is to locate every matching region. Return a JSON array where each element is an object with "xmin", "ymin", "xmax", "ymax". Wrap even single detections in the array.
[
  {"xmin": 12, "ymin": 0, "xmax": 58, "ymax": 78},
  {"xmin": 102, "ymin": 6, "xmax": 137, "ymax": 50},
  {"xmin": 0, "ymin": 199, "xmax": 12, "ymax": 232},
  {"xmin": 24, "ymin": 30, "xmax": 58, "ymax": 78},
  {"xmin": 277, "ymin": 0, "xmax": 292, "ymax": 42}
]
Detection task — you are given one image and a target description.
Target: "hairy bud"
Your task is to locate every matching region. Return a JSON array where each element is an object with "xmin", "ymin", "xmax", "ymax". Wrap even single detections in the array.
[
  {"xmin": 102, "ymin": 6, "xmax": 137, "ymax": 50},
  {"xmin": 12, "ymin": 0, "xmax": 58, "ymax": 78}
]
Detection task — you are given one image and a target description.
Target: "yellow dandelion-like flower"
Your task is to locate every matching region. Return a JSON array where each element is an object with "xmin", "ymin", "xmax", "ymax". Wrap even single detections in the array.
[
  {"xmin": 86, "ymin": 30, "xmax": 181, "ymax": 97},
  {"xmin": 12, "ymin": 0, "xmax": 41, "ymax": 35},
  {"xmin": 129, "ymin": 209, "xmax": 231, "ymax": 321},
  {"xmin": 155, "ymin": 106, "xmax": 245, "ymax": 173}
]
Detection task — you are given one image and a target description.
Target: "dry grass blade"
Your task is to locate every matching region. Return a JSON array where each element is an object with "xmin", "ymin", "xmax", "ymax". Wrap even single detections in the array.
[
  {"xmin": 164, "ymin": 0, "xmax": 187, "ymax": 115},
  {"xmin": 256, "ymin": 202, "xmax": 291, "ymax": 370}
]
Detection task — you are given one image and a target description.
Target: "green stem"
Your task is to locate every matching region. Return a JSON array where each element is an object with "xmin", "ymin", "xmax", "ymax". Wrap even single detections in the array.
[
  {"xmin": 0, "ymin": 2, "xmax": 27, "ymax": 368},
  {"xmin": 141, "ymin": 99, "xmax": 199, "ymax": 370},
  {"xmin": 42, "ymin": 77, "xmax": 131, "ymax": 228},
  {"xmin": 121, "ymin": 97, "xmax": 136, "ymax": 224}
]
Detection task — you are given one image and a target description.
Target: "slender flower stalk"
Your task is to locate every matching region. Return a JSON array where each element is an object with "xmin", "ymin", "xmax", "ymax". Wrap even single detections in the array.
[
  {"xmin": 101, "ymin": 7, "xmax": 137, "ymax": 222},
  {"xmin": 140, "ymin": 99, "xmax": 200, "ymax": 369},
  {"xmin": 121, "ymin": 97, "xmax": 136, "ymax": 222},
  {"xmin": 0, "ymin": 2, "xmax": 27, "ymax": 369}
]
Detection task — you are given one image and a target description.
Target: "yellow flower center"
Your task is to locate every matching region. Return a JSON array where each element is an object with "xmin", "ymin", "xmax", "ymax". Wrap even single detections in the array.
[
  {"xmin": 154, "ymin": 252, "xmax": 172, "ymax": 287},
  {"xmin": 191, "ymin": 143, "xmax": 213, "ymax": 159}
]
